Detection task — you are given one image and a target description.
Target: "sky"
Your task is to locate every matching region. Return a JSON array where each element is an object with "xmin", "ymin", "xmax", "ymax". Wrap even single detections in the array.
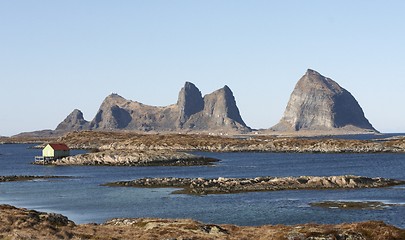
[{"xmin": 1, "ymin": 1, "xmax": 405, "ymax": 136}]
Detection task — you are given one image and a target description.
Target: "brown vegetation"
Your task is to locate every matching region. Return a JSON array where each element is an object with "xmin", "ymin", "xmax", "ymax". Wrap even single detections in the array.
[
  {"xmin": 1, "ymin": 204, "xmax": 404, "ymax": 240},
  {"xmin": 50, "ymin": 131, "xmax": 405, "ymax": 153},
  {"xmin": 5, "ymin": 131, "xmax": 405, "ymax": 153}
]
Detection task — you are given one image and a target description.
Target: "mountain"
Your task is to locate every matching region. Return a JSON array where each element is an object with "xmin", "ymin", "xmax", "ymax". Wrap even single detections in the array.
[
  {"xmin": 177, "ymin": 82, "xmax": 204, "ymax": 127},
  {"xmin": 271, "ymin": 69, "xmax": 377, "ymax": 132},
  {"xmin": 57, "ymin": 82, "xmax": 250, "ymax": 133},
  {"xmin": 56, "ymin": 109, "xmax": 89, "ymax": 131},
  {"xmin": 181, "ymin": 85, "xmax": 247, "ymax": 131}
]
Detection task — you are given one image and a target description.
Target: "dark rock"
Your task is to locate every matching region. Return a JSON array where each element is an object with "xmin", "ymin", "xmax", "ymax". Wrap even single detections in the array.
[
  {"xmin": 272, "ymin": 69, "xmax": 377, "ymax": 132},
  {"xmin": 310, "ymin": 201, "xmax": 402, "ymax": 210},
  {"xmin": 0, "ymin": 175, "xmax": 70, "ymax": 182}
]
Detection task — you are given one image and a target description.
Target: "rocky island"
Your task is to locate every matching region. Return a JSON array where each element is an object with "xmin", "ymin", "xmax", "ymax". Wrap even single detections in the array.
[
  {"xmin": 1, "ymin": 204, "xmax": 404, "ymax": 240},
  {"xmin": 271, "ymin": 69, "xmax": 377, "ymax": 133},
  {"xmin": 0, "ymin": 175, "xmax": 69, "ymax": 182},
  {"xmin": 33, "ymin": 150, "xmax": 218, "ymax": 166},
  {"xmin": 104, "ymin": 175, "xmax": 405, "ymax": 195},
  {"xmin": 310, "ymin": 201, "xmax": 404, "ymax": 210}
]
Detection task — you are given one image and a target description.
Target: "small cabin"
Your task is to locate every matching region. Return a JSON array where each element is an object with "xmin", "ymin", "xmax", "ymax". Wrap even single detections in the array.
[{"xmin": 42, "ymin": 143, "xmax": 70, "ymax": 159}]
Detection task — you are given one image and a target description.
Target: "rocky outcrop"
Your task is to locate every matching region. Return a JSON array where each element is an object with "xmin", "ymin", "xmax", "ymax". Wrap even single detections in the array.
[
  {"xmin": 0, "ymin": 205, "xmax": 74, "ymax": 240},
  {"xmin": 182, "ymin": 85, "xmax": 248, "ymax": 131},
  {"xmin": 272, "ymin": 69, "xmax": 377, "ymax": 133},
  {"xmin": 0, "ymin": 176, "xmax": 69, "ymax": 182},
  {"xmin": 310, "ymin": 201, "xmax": 403, "ymax": 210},
  {"xmin": 105, "ymin": 175, "xmax": 404, "ymax": 195},
  {"xmin": 56, "ymin": 82, "xmax": 249, "ymax": 133},
  {"xmin": 33, "ymin": 150, "xmax": 218, "ymax": 166},
  {"xmin": 177, "ymin": 82, "xmax": 205, "ymax": 127},
  {"xmin": 56, "ymin": 109, "xmax": 89, "ymax": 131},
  {"xmin": 3, "ymin": 204, "xmax": 404, "ymax": 240}
]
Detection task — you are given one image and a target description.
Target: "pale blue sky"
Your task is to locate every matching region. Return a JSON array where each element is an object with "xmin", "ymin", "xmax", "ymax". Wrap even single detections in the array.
[{"xmin": 1, "ymin": 1, "xmax": 404, "ymax": 136}]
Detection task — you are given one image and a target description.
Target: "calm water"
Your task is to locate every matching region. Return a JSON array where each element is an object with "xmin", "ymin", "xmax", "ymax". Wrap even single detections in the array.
[{"xmin": 1, "ymin": 144, "xmax": 405, "ymax": 228}]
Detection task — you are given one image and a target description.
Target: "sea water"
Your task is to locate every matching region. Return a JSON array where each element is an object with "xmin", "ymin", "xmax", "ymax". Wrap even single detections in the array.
[{"xmin": 0, "ymin": 144, "xmax": 404, "ymax": 228}]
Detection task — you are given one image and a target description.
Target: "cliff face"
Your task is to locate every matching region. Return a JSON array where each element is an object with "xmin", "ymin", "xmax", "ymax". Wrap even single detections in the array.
[
  {"xmin": 182, "ymin": 86, "xmax": 248, "ymax": 131},
  {"xmin": 57, "ymin": 83, "xmax": 250, "ymax": 133},
  {"xmin": 177, "ymin": 82, "xmax": 205, "ymax": 127},
  {"xmin": 272, "ymin": 69, "xmax": 377, "ymax": 132}
]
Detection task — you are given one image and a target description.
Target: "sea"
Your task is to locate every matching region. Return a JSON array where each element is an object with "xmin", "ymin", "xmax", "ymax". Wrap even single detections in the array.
[{"xmin": 1, "ymin": 142, "xmax": 405, "ymax": 228}]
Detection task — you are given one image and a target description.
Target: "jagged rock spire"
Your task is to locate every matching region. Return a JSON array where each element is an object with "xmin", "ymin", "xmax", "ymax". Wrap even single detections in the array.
[{"xmin": 177, "ymin": 82, "xmax": 204, "ymax": 126}]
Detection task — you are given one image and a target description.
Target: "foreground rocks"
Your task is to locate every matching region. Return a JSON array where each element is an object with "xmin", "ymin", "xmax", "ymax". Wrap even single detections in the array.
[
  {"xmin": 1, "ymin": 204, "xmax": 404, "ymax": 240},
  {"xmin": 105, "ymin": 175, "xmax": 405, "ymax": 195},
  {"xmin": 33, "ymin": 150, "xmax": 218, "ymax": 166}
]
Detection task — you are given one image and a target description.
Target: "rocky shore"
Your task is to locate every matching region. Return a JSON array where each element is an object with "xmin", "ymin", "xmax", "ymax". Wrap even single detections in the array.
[
  {"xmin": 1, "ymin": 204, "xmax": 404, "ymax": 240},
  {"xmin": 104, "ymin": 175, "xmax": 405, "ymax": 195},
  {"xmin": 33, "ymin": 150, "xmax": 218, "ymax": 166}
]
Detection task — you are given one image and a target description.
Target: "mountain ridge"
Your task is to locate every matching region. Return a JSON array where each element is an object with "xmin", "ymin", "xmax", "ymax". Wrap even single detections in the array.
[{"xmin": 57, "ymin": 82, "xmax": 251, "ymax": 133}]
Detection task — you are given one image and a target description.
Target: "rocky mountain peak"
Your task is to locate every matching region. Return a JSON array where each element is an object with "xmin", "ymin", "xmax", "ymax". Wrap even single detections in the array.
[
  {"xmin": 202, "ymin": 85, "xmax": 247, "ymax": 128},
  {"xmin": 56, "ymin": 109, "xmax": 89, "ymax": 131},
  {"xmin": 300, "ymin": 69, "xmax": 343, "ymax": 94},
  {"xmin": 272, "ymin": 70, "xmax": 377, "ymax": 132},
  {"xmin": 102, "ymin": 93, "xmax": 127, "ymax": 104},
  {"xmin": 89, "ymin": 93, "xmax": 132, "ymax": 130},
  {"xmin": 177, "ymin": 82, "xmax": 204, "ymax": 125}
]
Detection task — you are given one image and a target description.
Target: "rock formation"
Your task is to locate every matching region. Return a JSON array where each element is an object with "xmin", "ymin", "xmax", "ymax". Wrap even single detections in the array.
[
  {"xmin": 177, "ymin": 82, "xmax": 205, "ymax": 127},
  {"xmin": 272, "ymin": 69, "xmax": 377, "ymax": 132},
  {"xmin": 56, "ymin": 82, "xmax": 250, "ymax": 133},
  {"xmin": 56, "ymin": 109, "xmax": 89, "ymax": 131},
  {"xmin": 180, "ymin": 85, "xmax": 248, "ymax": 131}
]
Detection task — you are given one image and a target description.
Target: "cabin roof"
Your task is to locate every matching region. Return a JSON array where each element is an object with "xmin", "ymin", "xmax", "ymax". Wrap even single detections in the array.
[{"xmin": 48, "ymin": 143, "xmax": 70, "ymax": 151}]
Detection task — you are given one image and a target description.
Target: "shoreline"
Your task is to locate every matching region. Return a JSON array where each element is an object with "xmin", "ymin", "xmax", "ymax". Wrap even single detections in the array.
[{"xmin": 1, "ymin": 204, "xmax": 404, "ymax": 239}]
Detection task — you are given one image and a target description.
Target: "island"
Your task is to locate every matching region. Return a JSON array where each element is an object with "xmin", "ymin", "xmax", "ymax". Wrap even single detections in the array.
[
  {"xmin": 103, "ymin": 175, "xmax": 405, "ymax": 195},
  {"xmin": 33, "ymin": 150, "xmax": 218, "ymax": 166},
  {"xmin": 0, "ymin": 175, "xmax": 70, "ymax": 182}
]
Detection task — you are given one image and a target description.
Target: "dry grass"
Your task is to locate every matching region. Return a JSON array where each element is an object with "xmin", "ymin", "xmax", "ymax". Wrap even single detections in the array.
[
  {"xmin": 5, "ymin": 130, "xmax": 405, "ymax": 153},
  {"xmin": 1, "ymin": 204, "xmax": 404, "ymax": 240}
]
